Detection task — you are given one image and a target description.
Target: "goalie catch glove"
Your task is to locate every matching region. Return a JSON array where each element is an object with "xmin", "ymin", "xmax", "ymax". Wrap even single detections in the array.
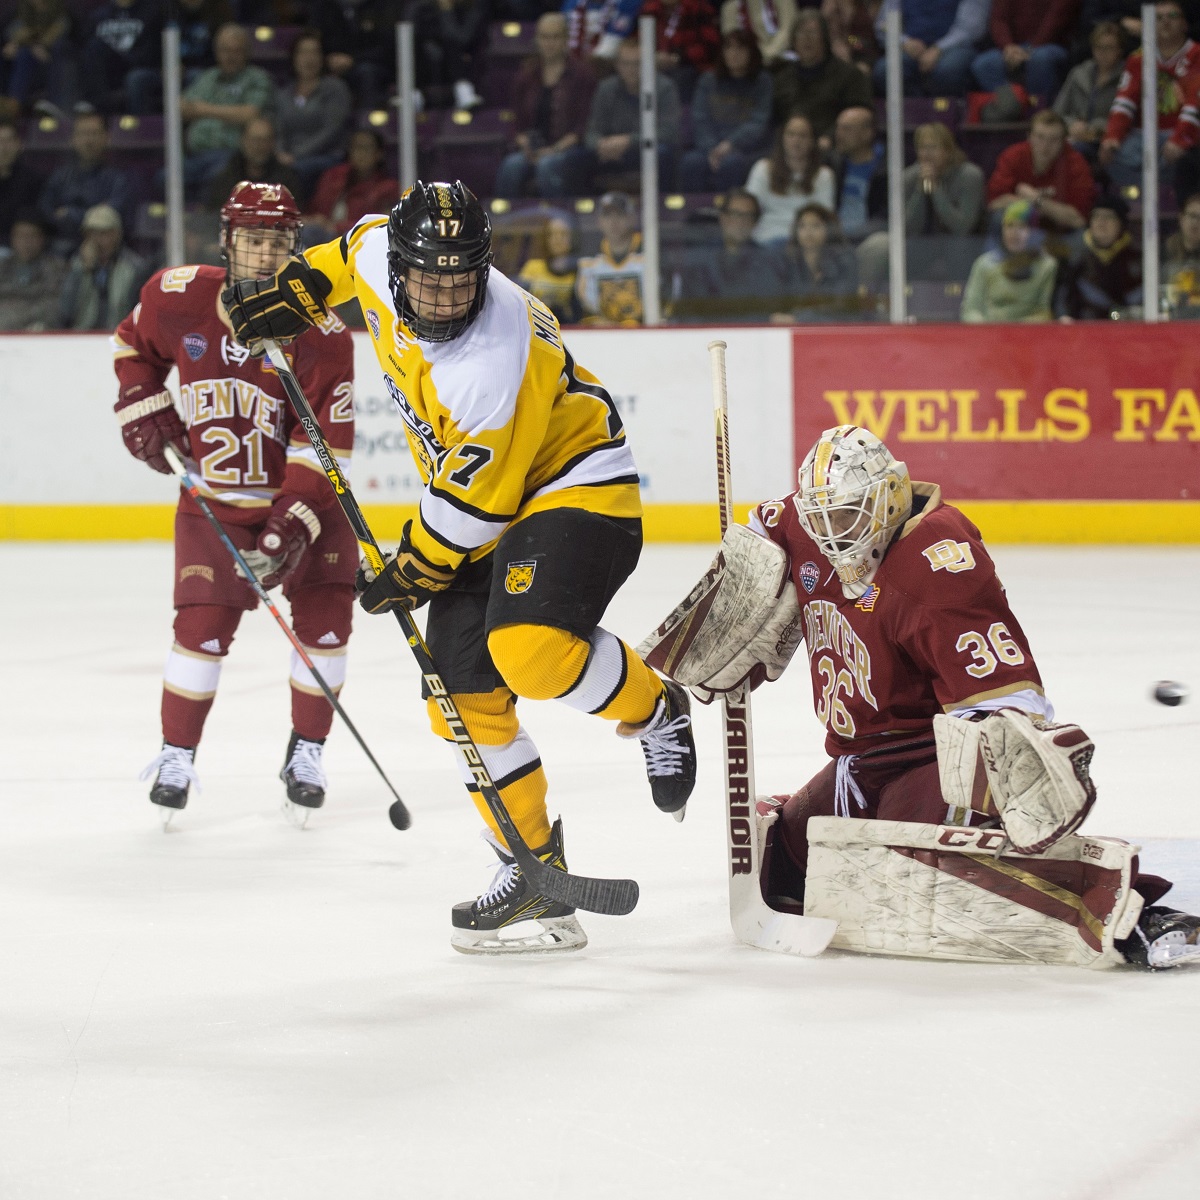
[
  {"xmin": 238, "ymin": 496, "xmax": 321, "ymax": 589},
  {"xmin": 221, "ymin": 257, "xmax": 334, "ymax": 352},
  {"xmin": 355, "ymin": 520, "xmax": 457, "ymax": 613},
  {"xmin": 116, "ymin": 384, "xmax": 188, "ymax": 474}
]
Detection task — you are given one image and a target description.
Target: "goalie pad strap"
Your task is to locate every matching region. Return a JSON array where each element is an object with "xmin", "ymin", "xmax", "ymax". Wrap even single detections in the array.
[
  {"xmin": 803, "ymin": 817, "xmax": 1142, "ymax": 968},
  {"xmin": 636, "ymin": 524, "xmax": 802, "ymax": 694}
]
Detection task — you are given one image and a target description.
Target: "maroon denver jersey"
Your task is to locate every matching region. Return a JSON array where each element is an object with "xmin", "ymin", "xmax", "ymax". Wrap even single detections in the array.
[
  {"xmin": 112, "ymin": 264, "xmax": 354, "ymax": 526},
  {"xmin": 751, "ymin": 484, "xmax": 1044, "ymax": 757}
]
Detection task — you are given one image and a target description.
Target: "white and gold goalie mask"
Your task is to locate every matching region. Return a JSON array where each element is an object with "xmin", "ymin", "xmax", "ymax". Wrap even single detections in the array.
[{"xmin": 794, "ymin": 425, "xmax": 912, "ymax": 599}]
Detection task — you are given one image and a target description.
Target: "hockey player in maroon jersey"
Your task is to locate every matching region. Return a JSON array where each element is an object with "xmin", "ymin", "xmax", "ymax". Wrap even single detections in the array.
[
  {"xmin": 644, "ymin": 425, "xmax": 1200, "ymax": 969},
  {"xmin": 111, "ymin": 182, "xmax": 357, "ymax": 822}
]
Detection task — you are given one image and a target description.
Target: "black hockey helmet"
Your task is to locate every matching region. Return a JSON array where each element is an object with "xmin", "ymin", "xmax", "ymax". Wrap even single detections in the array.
[{"xmin": 387, "ymin": 180, "xmax": 492, "ymax": 342}]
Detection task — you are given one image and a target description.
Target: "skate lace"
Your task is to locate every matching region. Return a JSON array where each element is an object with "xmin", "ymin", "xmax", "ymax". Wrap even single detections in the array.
[
  {"xmin": 834, "ymin": 755, "xmax": 866, "ymax": 818},
  {"xmin": 479, "ymin": 859, "xmax": 521, "ymax": 907},
  {"xmin": 640, "ymin": 713, "xmax": 693, "ymax": 778},
  {"xmin": 287, "ymin": 740, "xmax": 327, "ymax": 789},
  {"xmin": 139, "ymin": 745, "xmax": 201, "ymax": 792}
]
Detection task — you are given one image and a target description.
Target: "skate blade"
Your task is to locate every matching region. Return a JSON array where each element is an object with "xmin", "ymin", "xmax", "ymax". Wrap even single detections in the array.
[
  {"xmin": 153, "ymin": 803, "xmax": 178, "ymax": 830},
  {"xmin": 450, "ymin": 914, "xmax": 588, "ymax": 956},
  {"xmin": 281, "ymin": 798, "xmax": 312, "ymax": 829},
  {"xmin": 1148, "ymin": 936, "xmax": 1200, "ymax": 968},
  {"xmin": 671, "ymin": 804, "xmax": 687, "ymax": 823}
]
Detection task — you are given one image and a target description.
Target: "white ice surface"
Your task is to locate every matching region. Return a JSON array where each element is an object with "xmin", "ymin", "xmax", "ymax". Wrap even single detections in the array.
[{"xmin": 2, "ymin": 543, "xmax": 1199, "ymax": 1200}]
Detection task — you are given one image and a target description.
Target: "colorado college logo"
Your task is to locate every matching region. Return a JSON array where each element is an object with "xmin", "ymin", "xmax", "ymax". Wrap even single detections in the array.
[
  {"xmin": 504, "ymin": 560, "xmax": 536, "ymax": 594},
  {"xmin": 182, "ymin": 333, "xmax": 208, "ymax": 361},
  {"xmin": 799, "ymin": 560, "xmax": 820, "ymax": 594}
]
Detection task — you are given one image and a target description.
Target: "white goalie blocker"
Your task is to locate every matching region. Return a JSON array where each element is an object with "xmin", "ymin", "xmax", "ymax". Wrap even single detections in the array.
[
  {"xmin": 801, "ymin": 817, "xmax": 1143, "ymax": 968},
  {"xmin": 637, "ymin": 525, "xmax": 804, "ymax": 700}
]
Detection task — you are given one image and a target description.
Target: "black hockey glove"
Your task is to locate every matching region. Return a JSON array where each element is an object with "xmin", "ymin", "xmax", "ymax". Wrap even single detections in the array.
[
  {"xmin": 221, "ymin": 258, "xmax": 334, "ymax": 352},
  {"xmin": 355, "ymin": 521, "xmax": 457, "ymax": 613}
]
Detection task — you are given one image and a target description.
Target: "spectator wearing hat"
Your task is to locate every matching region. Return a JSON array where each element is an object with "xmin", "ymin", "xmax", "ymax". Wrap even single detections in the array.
[
  {"xmin": 575, "ymin": 191, "xmax": 646, "ymax": 325},
  {"xmin": 58, "ymin": 202, "xmax": 148, "ymax": 330},
  {"xmin": 670, "ymin": 187, "xmax": 781, "ymax": 320},
  {"xmin": 581, "ymin": 37, "xmax": 680, "ymax": 194},
  {"xmin": 961, "ymin": 199, "xmax": 1057, "ymax": 322},
  {"xmin": 0, "ymin": 119, "xmax": 43, "ymax": 245},
  {"xmin": 679, "ymin": 29, "xmax": 772, "ymax": 193},
  {"xmin": 1056, "ymin": 193, "xmax": 1142, "ymax": 320},
  {"xmin": 0, "ymin": 208, "xmax": 65, "ymax": 330},
  {"xmin": 494, "ymin": 12, "xmax": 595, "ymax": 199},
  {"xmin": 986, "ymin": 109, "xmax": 1094, "ymax": 237},
  {"xmin": 38, "ymin": 110, "xmax": 133, "ymax": 252}
]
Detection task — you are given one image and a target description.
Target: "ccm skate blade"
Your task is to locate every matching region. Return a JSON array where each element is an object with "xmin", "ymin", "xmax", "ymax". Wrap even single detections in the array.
[
  {"xmin": 281, "ymin": 799, "xmax": 312, "ymax": 829},
  {"xmin": 671, "ymin": 804, "xmax": 687, "ymax": 823},
  {"xmin": 451, "ymin": 915, "xmax": 588, "ymax": 956}
]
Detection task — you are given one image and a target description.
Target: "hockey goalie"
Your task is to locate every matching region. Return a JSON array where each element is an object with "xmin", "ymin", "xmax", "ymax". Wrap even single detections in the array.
[{"xmin": 642, "ymin": 424, "xmax": 1200, "ymax": 970}]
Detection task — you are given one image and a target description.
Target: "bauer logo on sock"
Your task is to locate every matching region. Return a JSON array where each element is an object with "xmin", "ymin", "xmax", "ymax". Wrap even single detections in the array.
[
  {"xmin": 799, "ymin": 561, "xmax": 820, "ymax": 595},
  {"xmin": 182, "ymin": 333, "xmax": 208, "ymax": 361},
  {"xmin": 504, "ymin": 560, "xmax": 536, "ymax": 594}
]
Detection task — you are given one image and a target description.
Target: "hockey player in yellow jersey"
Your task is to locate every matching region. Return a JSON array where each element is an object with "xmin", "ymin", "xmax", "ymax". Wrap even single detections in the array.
[{"xmin": 222, "ymin": 180, "xmax": 696, "ymax": 954}]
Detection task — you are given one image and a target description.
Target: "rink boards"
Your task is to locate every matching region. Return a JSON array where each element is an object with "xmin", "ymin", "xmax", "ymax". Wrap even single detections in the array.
[{"xmin": 3, "ymin": 324, "xmax": 1199, "ymax": 542}]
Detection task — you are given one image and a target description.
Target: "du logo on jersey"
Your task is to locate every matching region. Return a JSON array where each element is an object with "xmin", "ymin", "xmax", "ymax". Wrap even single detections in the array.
[
  {"xmin": 365, "ymin": 309, "xmax": 381, "ymax": 340},
  {"xmin": 504, "ymin": 561, "xmax": 536, "ymax": 594},
  {"xmin": 799, "ymin": 560, "xmax": 820, "ymax": 595},
  {"xmin": 182, "ymin": 333, "xmax": 208, "ymax": 361},
  {"xmin": 221, "ymin": 335, "xmax": 251, "ymax": 366}
]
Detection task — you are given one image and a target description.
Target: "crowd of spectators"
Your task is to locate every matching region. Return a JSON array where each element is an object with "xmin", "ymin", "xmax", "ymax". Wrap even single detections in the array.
[{"xmin": 4, "ymin": 0, "xmax": 1200, "ymax": 328}]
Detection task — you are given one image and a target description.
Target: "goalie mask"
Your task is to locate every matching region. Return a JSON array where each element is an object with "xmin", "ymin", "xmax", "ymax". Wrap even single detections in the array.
[
  {"xmin": 387, "ymin": 180, "xmax": 492, "ymax": 342},
  {"xmin": 795, "ymin": 425, "xmax": 912, "ymax": 599},
  {"xmin": 219, "ymin": 181, "xmax": 302, "ymax": 284}
]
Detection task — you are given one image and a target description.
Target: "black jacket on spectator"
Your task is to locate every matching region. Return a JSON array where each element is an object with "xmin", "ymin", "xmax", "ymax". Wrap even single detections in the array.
[
  {"xmin": 206, "ymin": 152, "xmax": 301, "ymax": 210},
  {"xmin": 671, "ymin": 239, "xmax": 783, "ymax": 320},
  {"xmin": 179, "ymin": 0, "xmax": 234, "ymax": 72},
  {"xmin": 772, "ymin": 55, "xmax": 872, "ymax": 137},
  {"xmin": 310, "ymin": 0, "xmax": 408, "ymax": 83},
  {"xmin": 778, "ymin": 243, "xmax": 861, "ymax": 319},
  {"xmin": 83, "ymin": 1, "xmax": 164, "ymax": 112},
  {"xmin": 38, "ymin": 161, "xmax": 133, "ymax": 248},
  {"xmin": 0, "ymin": 156, "xmax": 44, "ymax": 244},
  {"xmin": 410, "ymin": 0, "xmax": 491, "ymax": 94},
  {"xmin": 1057, "ymin": 232, "xmax": 1143, "ymax": 319}
]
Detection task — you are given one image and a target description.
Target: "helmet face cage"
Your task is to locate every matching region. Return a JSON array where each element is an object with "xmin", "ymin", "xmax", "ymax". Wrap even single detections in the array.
[
  {"xmin": 219, "ymin": 181, "xmax": 302, "ymax": 283},
  {"xmin": 387, "ymin": 180, "xmax": 492, "ymax": 342},
  {"xmin": 794, "ymin": 426, "xmax": 912, "ymax": 597}
]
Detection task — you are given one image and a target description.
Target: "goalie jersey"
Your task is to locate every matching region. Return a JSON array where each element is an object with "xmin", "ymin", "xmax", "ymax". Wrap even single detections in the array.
[
  {"xmin": 303, "ymin": 216, "xmax": 641, "ymax": 572},
  {"xmin": 112, "ymin": 264, "xmax": 354, "ymax": 526},
  {"xmin": 751, "ymin": 483, "xmax": 1045, "ymax": 757}
]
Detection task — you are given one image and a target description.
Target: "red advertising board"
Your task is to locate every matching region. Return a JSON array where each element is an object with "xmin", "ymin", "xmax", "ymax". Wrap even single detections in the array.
[{"xmin": 791, "ymin": 325, "xmax": 1200, "ymax": 500}]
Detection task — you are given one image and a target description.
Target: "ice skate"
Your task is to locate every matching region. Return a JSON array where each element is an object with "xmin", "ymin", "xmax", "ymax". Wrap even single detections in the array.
[
  {"xmin": 450, "ymin": 819, "xmax": 588, "ymax": 955},
  {"xmin": 1118, "ymin": 905, "xmax": 1200, "ymax": 969},
  {"xmin": 617, "ymin": 679, "xmax": 696, "ymax": 820},
  {"xmin": 140, "ymin": 743, "xmax": 199, "ymax": 828},
  {"xmin": 280, "ymin": 732, "xmax": 326, "ymax": 828}
]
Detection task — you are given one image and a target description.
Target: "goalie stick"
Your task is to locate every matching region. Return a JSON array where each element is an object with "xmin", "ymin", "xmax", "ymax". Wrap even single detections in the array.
[
  {"xmin": 163, "ymin": 444, "xmax": 412, "ymax": 830},
  {"xmin": 707, "ymin": 340, "xmax": 836, "ymax": 957},
  {"xmin": 261, "ymin": 338, "xmax": 639, "ymax": 917}
]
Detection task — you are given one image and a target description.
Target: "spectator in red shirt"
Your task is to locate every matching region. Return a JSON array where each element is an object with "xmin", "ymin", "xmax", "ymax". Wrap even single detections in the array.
[
  {"xmin": 1098, "ymin": 1, "xmax": 1200, "ymax": 187},
  {"xmin": 306, "ymin": 129, "xmax": 399, "ymax": 238},
  {"xmin": 641, "ymin": 0, "xmax": 722, "ymax": 101},
  {"xmin": 986, "ymin": 109, "xmax": 1095, "ymax": 235},
  {"xmin": 970, "ymin": 0, "xmax": 1080, "ymax": 105},
  {"xmin": 494, "ymin": 12, "xmax": 596, "ymax": 198}
]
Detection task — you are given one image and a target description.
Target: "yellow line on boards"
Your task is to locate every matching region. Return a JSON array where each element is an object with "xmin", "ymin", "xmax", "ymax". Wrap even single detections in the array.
[{"xmin": 3, "ymin": 503, "xmax": 1200, "ymax": 543}]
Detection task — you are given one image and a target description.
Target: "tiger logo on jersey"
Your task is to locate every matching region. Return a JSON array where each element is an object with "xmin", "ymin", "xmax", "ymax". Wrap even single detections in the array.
[{"xmin": 504, "ymin": 561, "xmax": 537, "ymax": 594}]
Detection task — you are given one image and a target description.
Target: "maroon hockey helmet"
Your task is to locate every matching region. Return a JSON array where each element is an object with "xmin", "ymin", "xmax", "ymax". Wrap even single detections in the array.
[{"xmin": 219, "ymin": 180, "xmax": 302, "ymax": 280}]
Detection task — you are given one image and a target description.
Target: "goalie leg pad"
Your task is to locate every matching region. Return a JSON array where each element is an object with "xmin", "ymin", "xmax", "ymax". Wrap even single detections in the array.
[
  {"xmin": 936, "ymin": 711, "xmax": 1097, "ymax": 855},
  {"xmin": 636, "ymin": 524, "xmax": 803, "ymax": 698},
  {"xmin": 803, "ymin": 817, "xmax": 1142, "ymax": 968}
]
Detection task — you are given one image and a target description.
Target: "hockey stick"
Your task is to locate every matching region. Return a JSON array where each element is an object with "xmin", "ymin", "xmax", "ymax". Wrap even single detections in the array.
[
  {"xmin": 261, "ymin": 338, "xmax": 639, "ymax": 917},
  {"xmin": 707, "ymin": 340, "xmax": 836, "ymax": 957},
  {"xmin": 164, "ymin": 444, "xmax": 412, "ymax": 830}
]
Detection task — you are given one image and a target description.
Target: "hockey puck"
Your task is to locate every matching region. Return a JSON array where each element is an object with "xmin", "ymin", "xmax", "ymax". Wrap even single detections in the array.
[{"xmin": 1152, "ymin": 680, "xmax": 1189, "ymax": 707}]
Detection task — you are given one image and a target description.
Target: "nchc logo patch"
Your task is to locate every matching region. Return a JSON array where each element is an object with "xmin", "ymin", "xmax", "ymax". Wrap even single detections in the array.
[
  {"xmin": 799, "ymin": 560, "xmax": 820, "ymax": 595},
  {"xmin": 365, "ymin": 308, "xmax": 381, "ymax": 340},
  {"xmin": 182, "ymin": 333, "xmax": 208, "ymax": 361},
  {"xmin": 504, "ymin": 560, "xmax": 537, "ymax": 595}
]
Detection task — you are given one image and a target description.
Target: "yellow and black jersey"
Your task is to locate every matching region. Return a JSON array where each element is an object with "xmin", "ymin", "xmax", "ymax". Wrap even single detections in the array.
[{"xmin": 304, "ymin": 216, "xmax": 641, "ymax": 571}]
